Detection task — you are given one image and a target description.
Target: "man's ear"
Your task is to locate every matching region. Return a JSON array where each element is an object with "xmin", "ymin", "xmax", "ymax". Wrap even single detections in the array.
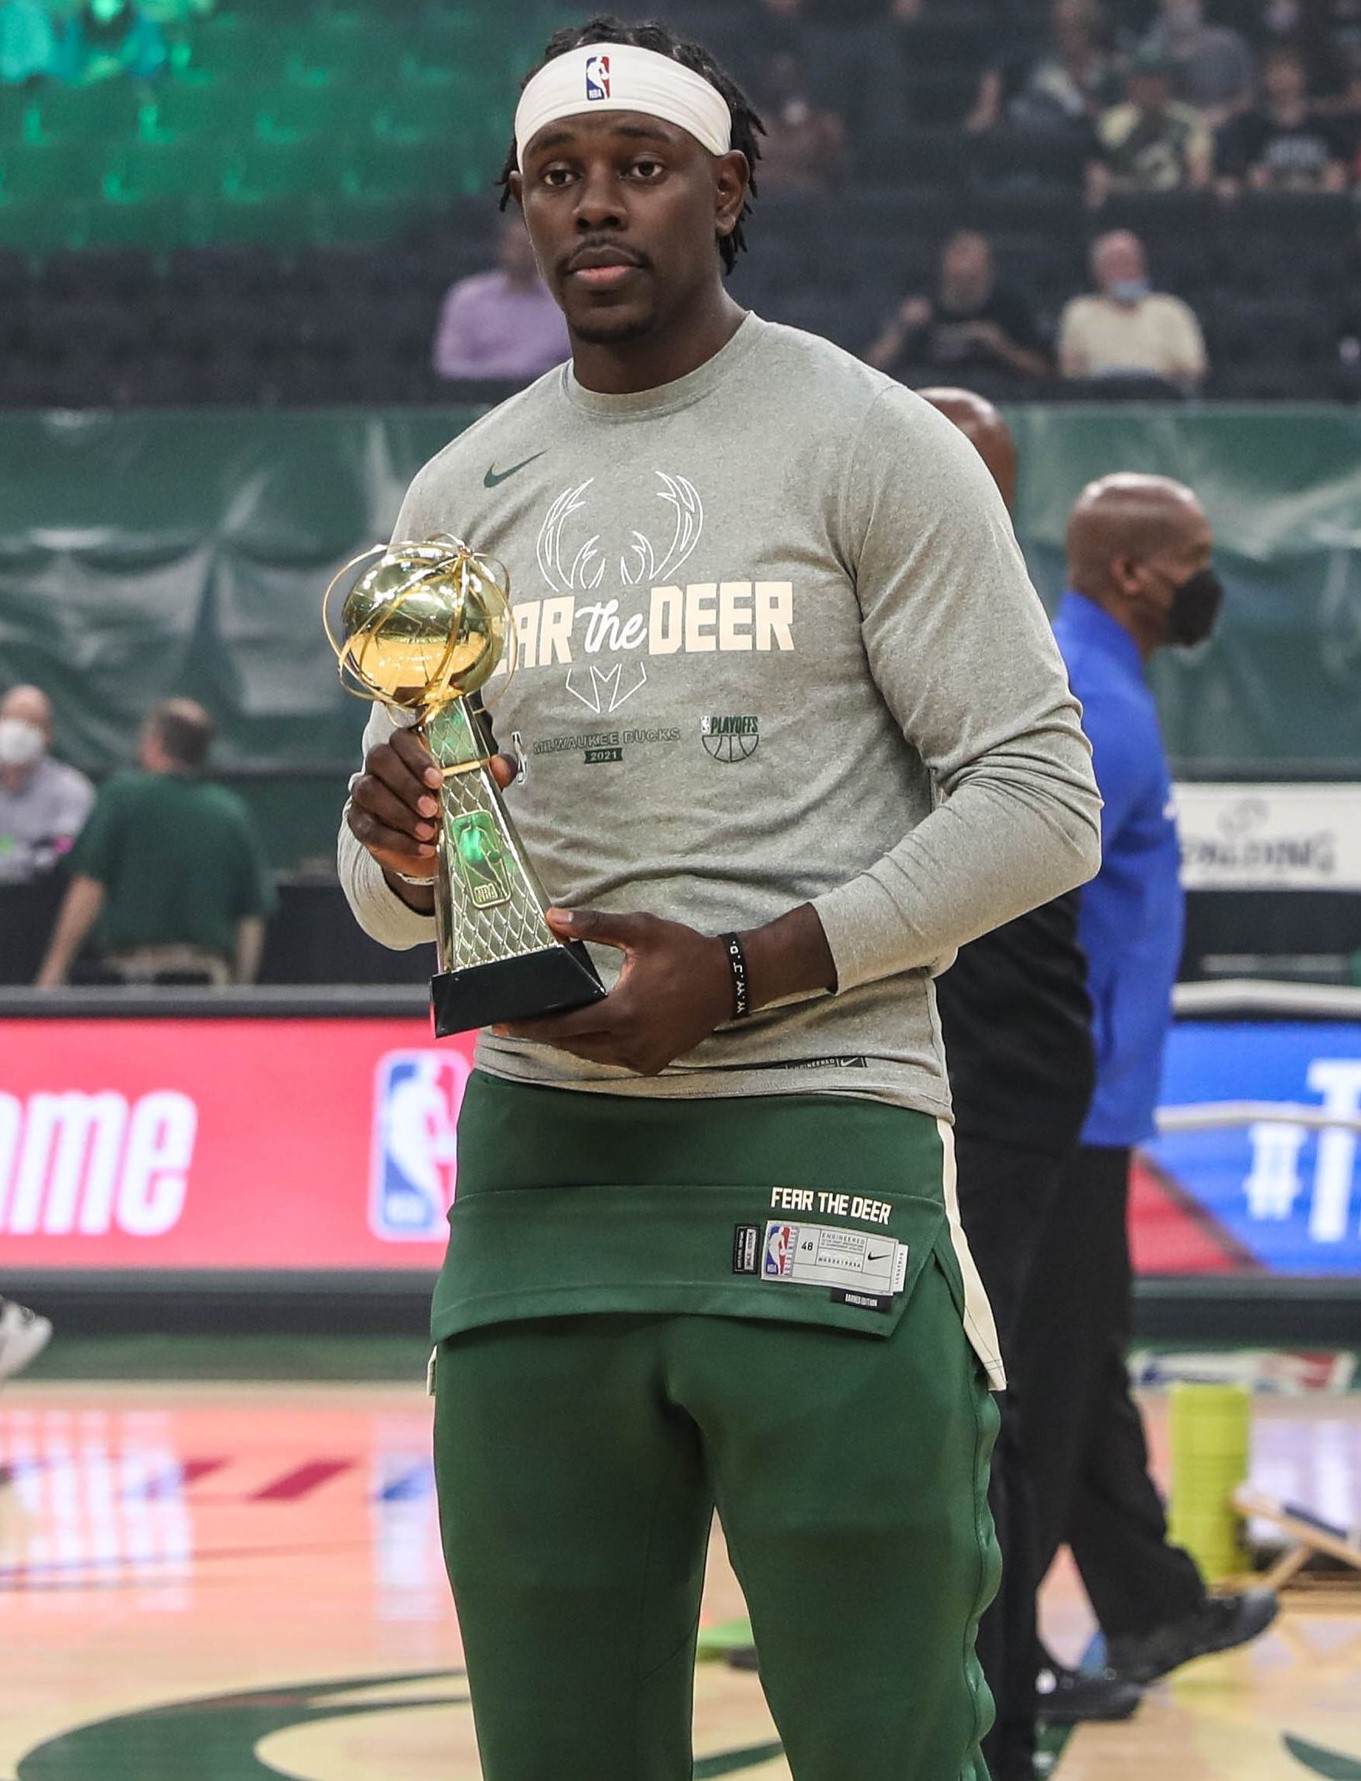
[
  {"xmin": 1110, "ymin": 553, "xmax": 1143, "ymax": 602},
  {"xmin": 713, "ymin": 149, "xmax": 749, "ymax": 239},
  {"xmin": 508, "ymin": 169, "xmax": 524, "ymax": 207}
]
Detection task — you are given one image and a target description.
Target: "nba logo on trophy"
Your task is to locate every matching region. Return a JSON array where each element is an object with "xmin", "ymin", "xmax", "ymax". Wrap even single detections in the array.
[
  {"xmin": 585, "ymin": 53, "xmax": 611, "ymax": 100},
  {"xmin": 370, "ymin": 1051, "xmax": 472, "ymax": 1240}
]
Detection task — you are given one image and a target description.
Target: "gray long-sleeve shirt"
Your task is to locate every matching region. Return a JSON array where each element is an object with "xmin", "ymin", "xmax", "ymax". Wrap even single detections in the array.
[{"xmin": 339, "ymin": 314, "xmax": 1100, "ymax": 1119}]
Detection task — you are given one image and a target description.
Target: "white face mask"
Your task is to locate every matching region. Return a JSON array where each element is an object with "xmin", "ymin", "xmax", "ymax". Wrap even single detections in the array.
[{"xmin": 0, "ymin": 717, "xmax": 47, "ymax": 769}]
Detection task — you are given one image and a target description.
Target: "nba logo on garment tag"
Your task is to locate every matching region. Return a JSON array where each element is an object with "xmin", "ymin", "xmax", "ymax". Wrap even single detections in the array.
[
  {"xmin": 764, "ymin": 1223, "xmax": 796, "ymax": 1278},
  {"xmin": 585, "ymin": 54, "xmax": 611, "ymax": 100},
  {"xmin": 370, "ymin": 1051, "xmax": 471, "ymax": 1240}
]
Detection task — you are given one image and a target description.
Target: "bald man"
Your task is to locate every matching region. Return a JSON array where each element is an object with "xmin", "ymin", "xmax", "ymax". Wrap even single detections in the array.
[
  {"xmin": 0, "ymin": 684, "xmax": 94, "ymax": 884},
  {"xmin": 1016, "ymin": 475, "xmax": 1276, "ymax": 1684},
  {"xmin": 923, "ymin": 392, "xmax": 1118, "ymax": 1776}
]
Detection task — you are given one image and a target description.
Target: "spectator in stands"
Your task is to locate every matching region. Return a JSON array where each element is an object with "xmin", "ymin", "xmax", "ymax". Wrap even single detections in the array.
[
  {"xmin": 1217, "ymin": 43, "xmax": 1356, "ymax": 188},
  {"xmin": 756, "ymin": 50, "xmax": 848, "ymax": 192},
  {"xmin": 0, "ymin": 0, "xmax": 58, "ymax": 84},
  {"xmin": 432, "ymin": 213, "xmax": 569, "ymax": 383},
  {"xmin": 758, "ymin": 0, "xmax": 918, "ymax": 143},
  {"xmin": 1058, "ymin": 229, "xmax": 1208, "ymax": 388},
  {"xmin": 864, "ymin": 229, "xmax": 1052, "ymax": 383},
  {"xmin": 0, "ymin": 685, "xmax": 94, "ymax": 884},
  {"xmin": 967, "ymin": 0, "xmax": 1123, "ymax": 138},
  {"xmin": 1087, "ymin": 50, "xmax": 1214, "ymax": 200},
  {"xmin": 35, "ymin": 697, "xmax": 274, "ymax": 988},
  {"xmin": 1139, "ymin": 0, "xmax": 1256, "ymax": 122},
  {"xmin": 57, "ymin": 0, "xmax": 167, "ymax": 84}
]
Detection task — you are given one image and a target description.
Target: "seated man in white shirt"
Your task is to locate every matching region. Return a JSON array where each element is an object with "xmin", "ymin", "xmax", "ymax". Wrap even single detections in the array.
[{"xmin": 1058, "ymin": 230, "xmax": 1207, "ymax": 391}]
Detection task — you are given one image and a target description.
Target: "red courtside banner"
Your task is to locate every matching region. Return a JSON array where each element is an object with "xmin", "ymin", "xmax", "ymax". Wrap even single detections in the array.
[{"xmin": 0, "ymin": 1019, "xmax": 476, "ymax": 1271}]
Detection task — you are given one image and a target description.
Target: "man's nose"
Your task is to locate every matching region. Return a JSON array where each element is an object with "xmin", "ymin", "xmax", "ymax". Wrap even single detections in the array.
[{"xmin": 574, "ymin": 164, "xmax": 626, "ymax": 230}]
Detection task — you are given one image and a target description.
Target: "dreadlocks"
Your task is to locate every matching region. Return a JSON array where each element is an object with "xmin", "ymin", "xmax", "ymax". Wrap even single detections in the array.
[{"xmin": 498, "ymin": 15, "xmax": 764, "ymax": 275}]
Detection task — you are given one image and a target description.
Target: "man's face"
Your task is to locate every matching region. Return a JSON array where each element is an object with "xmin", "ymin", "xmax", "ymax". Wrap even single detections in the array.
[
  {"xmin": 512, "ymin": 112, "xmax": 741, "ymax": 349},
  {"xmin": 1128, "ymin": 500, "xmax": 1215, "ymax": 646},
  {"xmin": 1264, "ymin": 53, "xmax": 1305, "ymax": 102},
  {"xmin": 942, "ymin": 233, "xmax": 990, "ymax": 290},
  {"xmin": 1128, "ymin": 70, "xmax": 1171, "ymax": 112},
  {"xmin": 1094, "ymin": 234, "xmax": 1146, "ymax": 293}
]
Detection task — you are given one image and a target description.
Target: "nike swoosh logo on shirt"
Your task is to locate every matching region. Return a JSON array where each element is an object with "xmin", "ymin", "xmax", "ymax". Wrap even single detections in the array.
[{"xmin": 483, "ymin": 451, "xmax": 547, "ymax": 487}]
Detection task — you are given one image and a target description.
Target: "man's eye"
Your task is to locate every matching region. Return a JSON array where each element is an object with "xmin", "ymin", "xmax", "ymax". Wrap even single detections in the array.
[
  {"xmin": 631, "ymin": 159, "xmax": 664, "ymax": 178},
  {"xmin": 542, "ymin": 166, "xmax": 573, "ymax": 187}
]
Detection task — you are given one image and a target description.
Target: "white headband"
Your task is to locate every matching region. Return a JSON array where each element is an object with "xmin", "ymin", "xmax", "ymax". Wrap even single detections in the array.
[{"xmin": 514, "ymin": 43, "xmax": 733, "ymax": 164}]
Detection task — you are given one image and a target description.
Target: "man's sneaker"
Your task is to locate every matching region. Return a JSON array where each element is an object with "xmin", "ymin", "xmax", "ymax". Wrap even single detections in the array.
[
  {"xmin": 1105, "ymin": 1587, "xmax": 1279, "ymax": 1684},
  {"xmin": 1035, "ymin": 1662, "xmax": 1142, "ymax": 1723},
  {"xmin": 0, "ymin": 1299, "xmax": 52, "ymax": 1383}
]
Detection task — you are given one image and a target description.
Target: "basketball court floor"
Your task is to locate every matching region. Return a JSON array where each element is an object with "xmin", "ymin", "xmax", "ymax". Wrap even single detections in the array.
[{"xmin": 2, "ymin": 1350, "xmax": 1358, "ymax": 1780}]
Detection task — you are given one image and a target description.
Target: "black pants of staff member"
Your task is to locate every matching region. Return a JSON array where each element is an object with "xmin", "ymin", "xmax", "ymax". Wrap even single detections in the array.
[
  {"xmin": 954, "ymin": 1133, "xmax": 1063, "ymax": 1781},
  {"xmin": 1013, "ymin": 1143, "xmax": 1204, "ymax": 1641}
]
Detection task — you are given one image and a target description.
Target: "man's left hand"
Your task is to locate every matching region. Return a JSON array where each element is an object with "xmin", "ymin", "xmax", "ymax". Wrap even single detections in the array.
[{"xmin": 496, "ymin": 906, "xmax": 734, "ymax": 1076}]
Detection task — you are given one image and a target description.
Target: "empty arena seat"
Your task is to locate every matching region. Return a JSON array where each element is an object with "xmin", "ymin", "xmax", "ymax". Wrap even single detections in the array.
[
  {"xmin": 223, "ymin": 139, "xmax": 344, "ymax": 202},
  {"xmin": 255, "ymin": 83, "xmax": 356, "ymax": 142},
  {"xmin": 36, "ymin": 245, "xmax": 158, "ymax": 303},
  {"xmin": 970, "ymin": 130, "xmax": 1088, "ymax": 195},
  {"xmin": 1208, "ymin": 294, "xmax": 1342, "ymax": 399},
  {"xmin": 30, "ymin": 81, "xmax": 143, "ymax": 144},
  {"xmin": 164, "ymin": 241, "xmax": 287, "ymax": 299},
  {"xmin": 106, "ymin": 138, "xmax": 230, "ymax": 202},
  {"xmin": 149, "ymin": 80, "xmax": 262, "ymax": 142},
  {"xmin": 0, "ymin": 140, "xmax": 104, "ymax": 205}
]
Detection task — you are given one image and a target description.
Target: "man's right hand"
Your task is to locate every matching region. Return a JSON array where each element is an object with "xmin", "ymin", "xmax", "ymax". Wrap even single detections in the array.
[
  {"xmin": 346, "ymin": 727, "xmax": 518, "ymax": 906},
  {"xmin": 347, "ymin": 727, "xmax": 444, "ymax": 892}
]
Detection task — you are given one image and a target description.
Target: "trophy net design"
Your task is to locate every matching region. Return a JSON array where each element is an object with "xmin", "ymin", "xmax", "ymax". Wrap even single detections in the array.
[{"xmin": 325, "ymin": 535, "xmax": 604, "ymax": 1036}]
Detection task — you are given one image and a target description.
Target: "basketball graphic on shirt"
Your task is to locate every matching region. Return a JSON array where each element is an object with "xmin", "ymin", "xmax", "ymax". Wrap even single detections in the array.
[{"xmin": 701, "ymin": 714, "xmax": 760, "ymax": 762}]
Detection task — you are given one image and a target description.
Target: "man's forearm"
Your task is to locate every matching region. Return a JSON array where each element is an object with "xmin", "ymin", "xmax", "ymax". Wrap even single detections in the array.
[
  {"xmin": 812, "ymin": 735, "xmax": 1101, "ymax": 994},
  {"xmin": 35, "ymin": 875, "xmax": 105, "ymax": 987},
  {"xmin": 740, "ymin": 902, "xmax": 838, "ymax": 1008},
  {"xmin": 234, "ymin": 916, "xmax": 266, "ymax": 984}
]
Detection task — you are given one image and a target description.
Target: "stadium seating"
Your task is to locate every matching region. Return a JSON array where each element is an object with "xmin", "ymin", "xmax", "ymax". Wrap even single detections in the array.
[{"xmin": 0, "ymin": 0, "xmax": 1354, "ymax": 404}]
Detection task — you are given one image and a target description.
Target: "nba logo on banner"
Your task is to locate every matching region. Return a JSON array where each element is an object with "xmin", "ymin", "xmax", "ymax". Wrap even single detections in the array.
[
  {"xmin": 764, "ymin": 1223, "xmax": 796, "ymax": 1278},
  {"xmin": 585, "ymin": 53, "xmax": 610, "ymax": 100},
  {"xmin": 370, "ymin": 1051, "xmax": 471, "ymax": 1241}
]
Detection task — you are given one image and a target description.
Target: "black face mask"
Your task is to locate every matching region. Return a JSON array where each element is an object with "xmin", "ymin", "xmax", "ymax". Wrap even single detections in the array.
[{"xmin": 1168, "ymin": 566, "xmax": 1224, "ymax": 647}]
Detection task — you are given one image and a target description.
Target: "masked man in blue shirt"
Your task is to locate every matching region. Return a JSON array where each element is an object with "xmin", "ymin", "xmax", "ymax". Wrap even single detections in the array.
[{"xmin": 1013, "ymin": 473, "xmax": 1278, "ymax": 1684}]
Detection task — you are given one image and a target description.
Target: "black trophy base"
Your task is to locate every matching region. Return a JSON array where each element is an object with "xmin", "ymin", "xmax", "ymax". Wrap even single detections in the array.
[{"xmin": 431, "ymin": 940, "xmax": 605, "ymax": 1038}]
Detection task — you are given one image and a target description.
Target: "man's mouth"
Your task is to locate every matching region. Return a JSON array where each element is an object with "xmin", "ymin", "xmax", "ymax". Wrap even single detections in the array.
[{"xmin": 564, "ymin": 247, "xmax": 644, "ymax": 289}]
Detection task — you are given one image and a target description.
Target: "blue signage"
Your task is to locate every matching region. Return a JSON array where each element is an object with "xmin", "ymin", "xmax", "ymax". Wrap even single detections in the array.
[{"xmin": 1149, "ymin": 1021, "xmax": 1361, "ymax": 1276}]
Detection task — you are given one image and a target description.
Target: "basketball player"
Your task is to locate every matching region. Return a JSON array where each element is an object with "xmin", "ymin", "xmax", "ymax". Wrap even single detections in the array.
[{"xmin": 339, "ymin": 18, "xmax": 1101, "ymax": 1779}]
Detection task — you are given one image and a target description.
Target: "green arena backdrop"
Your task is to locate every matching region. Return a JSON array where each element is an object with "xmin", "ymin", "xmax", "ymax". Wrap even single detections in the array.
[{"xmin": 0, "ymin": 403, "xmax": 1360, "ymax": 866}]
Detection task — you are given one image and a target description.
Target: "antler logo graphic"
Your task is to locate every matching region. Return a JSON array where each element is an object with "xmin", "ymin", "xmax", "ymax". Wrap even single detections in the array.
[
  {"xmin": 565, "ymin": 661, "xmax": 649, "ymax": 716},
  {"xmin": 536, "ymin": 472, "xmax": 704, "ymax": 595}
]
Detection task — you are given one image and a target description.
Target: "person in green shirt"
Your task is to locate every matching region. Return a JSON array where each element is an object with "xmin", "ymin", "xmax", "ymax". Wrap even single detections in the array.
[{"xmin": 35, "ymin": 697, "xmax": 274, "ymax": 987}]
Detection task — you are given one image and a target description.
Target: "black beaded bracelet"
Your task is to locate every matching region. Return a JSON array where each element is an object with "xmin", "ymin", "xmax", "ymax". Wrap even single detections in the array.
[{"xmin": 719, "ymin": 931, "xmax": 751, "ymax": 1021}]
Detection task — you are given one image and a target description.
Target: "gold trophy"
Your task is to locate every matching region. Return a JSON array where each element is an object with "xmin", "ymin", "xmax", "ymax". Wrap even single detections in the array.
[{"xmin": 325, "ymin": 535, "xmax": 604, "ymax": 1037}]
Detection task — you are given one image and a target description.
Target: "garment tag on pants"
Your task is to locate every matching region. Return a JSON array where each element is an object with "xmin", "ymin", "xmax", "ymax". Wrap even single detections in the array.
[{"xmin": 750, "ymin": 1220, "xmax": 909, "ymax": 1294}]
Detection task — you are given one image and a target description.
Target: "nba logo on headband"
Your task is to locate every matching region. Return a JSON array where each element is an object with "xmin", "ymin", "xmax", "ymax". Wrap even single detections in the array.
[{"xmin": 585, "ymin": 53, "xmax": 610, "ymax": 100}]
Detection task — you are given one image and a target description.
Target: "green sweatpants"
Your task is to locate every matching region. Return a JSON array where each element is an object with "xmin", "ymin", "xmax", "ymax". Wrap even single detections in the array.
[{"xmin": 434, "ymin": 1272, "xmax": 998, "ymax": 1780}]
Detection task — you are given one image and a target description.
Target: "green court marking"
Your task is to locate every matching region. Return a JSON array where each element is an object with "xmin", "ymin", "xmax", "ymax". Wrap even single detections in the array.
[
  {"xmin": 11, "ymin": 1671, "xmax": 465, "ymax": 1781},
  {"xmin": 7, "ymin": 1670, "xmax": 786, "ymax": 1780},
  {"xmin": 696, "ymin": 1615, "xmax": 755, "ymax": 1659},
  {"xmin": 1284, "ymin": 1733, "xmax": 1361, "ymax": 1779}
]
